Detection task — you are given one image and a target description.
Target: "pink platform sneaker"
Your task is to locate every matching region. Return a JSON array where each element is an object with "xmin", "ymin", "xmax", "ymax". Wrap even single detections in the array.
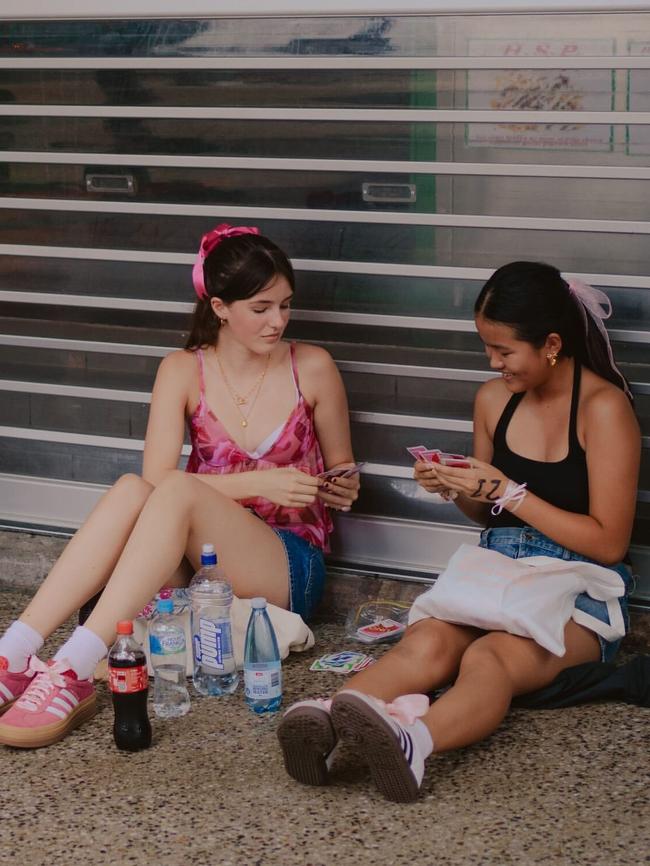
[
  {"xmin": 0, "ymin": 656, "xmax": 33, "ymax": 715},
  {"xmin": 0, "ymin": 657, "xmax": 96, "ymax": 748}
]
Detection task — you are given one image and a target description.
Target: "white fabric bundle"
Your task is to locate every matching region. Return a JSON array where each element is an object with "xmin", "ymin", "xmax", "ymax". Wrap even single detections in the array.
[{"xmin": 408, "ymin": 544, "xmax": 626, "ymax": 656}]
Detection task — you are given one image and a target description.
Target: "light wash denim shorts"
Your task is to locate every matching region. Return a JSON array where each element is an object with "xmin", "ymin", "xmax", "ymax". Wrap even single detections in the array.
[
  {"xmin": 479, "ymin": 526, "xmax": 634, "ymax": 663},
  {"xmin": 272, "ymin": 528, "xmax": 326, "ymax": 622}
]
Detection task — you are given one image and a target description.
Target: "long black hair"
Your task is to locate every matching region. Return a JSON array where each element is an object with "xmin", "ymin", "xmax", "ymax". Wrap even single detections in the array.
[
  {"xmin": 185, "ymin": 232, "xmax": 295, "ymax": 351},
  {"xmin": 474, "ymin": 261, "xmax": 632, "ymax": 399}
]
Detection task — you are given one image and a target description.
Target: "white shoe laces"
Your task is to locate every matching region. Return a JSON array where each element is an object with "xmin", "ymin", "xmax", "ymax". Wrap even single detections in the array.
[{"xmin": 16, "ymin": 658, "xmax": 68, "ymax": 712}]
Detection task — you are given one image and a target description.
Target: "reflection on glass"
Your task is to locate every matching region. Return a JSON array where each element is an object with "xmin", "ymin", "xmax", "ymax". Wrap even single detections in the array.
[
  {"xmin": 1, "ymin": 15, "xmax": 649, "ymax": 58},
  {"xmin": 2, "ymin": 208, "xmax": 649, "ymax": 277}
]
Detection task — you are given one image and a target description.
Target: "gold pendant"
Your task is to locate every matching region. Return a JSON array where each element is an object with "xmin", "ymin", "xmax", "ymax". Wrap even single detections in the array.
[
  {"xmin": 237, "ymin": 397, "xmax": 247, "ymax": 405},
  {"xmin": 241, "ymin": 420, "xmax": 248, "ymax": 427}
]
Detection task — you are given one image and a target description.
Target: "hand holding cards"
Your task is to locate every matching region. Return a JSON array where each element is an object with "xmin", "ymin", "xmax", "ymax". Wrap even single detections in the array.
[
  {"xmin": 406, "ymin": 445, "xmax": 471, "ymax": 468},
  {"xmin": 317, "ymin": 462, "xmax": 363, "ymax": 512},
  {"xmin": 407, "ymin": 445, "xmax": 468, "ymax": 501},
  {"xmin": 318, "ymin": 462, "xmax": 365, "ymax": 480}
]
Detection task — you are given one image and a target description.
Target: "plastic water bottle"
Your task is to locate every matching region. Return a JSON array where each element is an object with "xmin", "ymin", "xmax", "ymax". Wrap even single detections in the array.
[
  {"xmin": 149, "ymin": 598, "xmax": 191, "ymax": 719},
  {"xmin": 189, "ymin": 543, "xmax": 239, "ymax": 696},
  {"xmin": 243, "ymin": 597, "xmax": 282, "ymax": 714}
]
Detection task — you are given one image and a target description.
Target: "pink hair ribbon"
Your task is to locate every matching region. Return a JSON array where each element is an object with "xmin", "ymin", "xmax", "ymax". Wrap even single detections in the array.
[
  {"xmin": 564, "ymin": 276, "xmax": 631, "ymax": 398},
  {"xmin": 192, "ymin": 223, "xmax": 260, "ymax": 300}
]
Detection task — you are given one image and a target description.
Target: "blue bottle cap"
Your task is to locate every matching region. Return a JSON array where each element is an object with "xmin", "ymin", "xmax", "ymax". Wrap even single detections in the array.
[
  {"xmin": 200, "ymin": 542, "xmax": 217, "ymax": 566},
  {"xmin": 156, "ymin": 598, "xmax": 174, "ymax": 614},
  {"xmin": 251, "ymin": 597, "xmax": 267, "ymax": 609}
]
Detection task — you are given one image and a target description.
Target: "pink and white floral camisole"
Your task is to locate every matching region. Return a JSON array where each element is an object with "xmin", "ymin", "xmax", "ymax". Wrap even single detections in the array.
[{"xmin": 185, "ymin": 343, "xmax": 333, "ymax": 551}]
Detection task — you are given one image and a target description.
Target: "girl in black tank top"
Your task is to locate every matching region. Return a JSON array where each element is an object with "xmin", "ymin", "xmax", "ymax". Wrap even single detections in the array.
[
  {"xmin": 276, "ymin": 262, "xmax": 639, "ymax": 805},
  {"xmin": 489, "ymin": 362, "xmax": 589, "ymax": 529}
]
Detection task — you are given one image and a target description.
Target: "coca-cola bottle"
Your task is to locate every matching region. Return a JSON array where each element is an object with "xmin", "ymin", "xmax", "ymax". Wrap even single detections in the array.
[{"xmin": 108, "ymin": 620, "xmax": 152, "ymax": 751}]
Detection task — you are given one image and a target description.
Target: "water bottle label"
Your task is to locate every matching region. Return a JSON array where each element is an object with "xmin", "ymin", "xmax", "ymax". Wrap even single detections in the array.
[
  {"xmin": 244, "ymin": 664, "xmax": 282, "ymax": 700},
  {"xmin": 109, "ymin": 664, "xmax": 148, "ymax": 694},
  {"xmin": 196, "ymin": 617, "xmax": 233, "ymax": 671},
  {"xmin": 150, "ymin": 631, "xmax": 186, "ymax": 656}
]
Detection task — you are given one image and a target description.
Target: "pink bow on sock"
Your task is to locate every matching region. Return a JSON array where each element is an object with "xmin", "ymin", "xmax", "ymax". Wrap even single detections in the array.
[{"xmin": 381, "ymin": 694, "xmax": 430, "ymax": 726}]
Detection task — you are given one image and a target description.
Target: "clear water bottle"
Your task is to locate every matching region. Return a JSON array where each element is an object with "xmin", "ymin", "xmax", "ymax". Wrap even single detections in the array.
[
  {"xmin": 189, "ymin": 543, "xmax": 239, "ymax": 697},
  {"xmin": 244, "ymin": 597, "xmax": 282, "ymax": 714},
  {"xmin": 149, "ymin": 598, "xmax": 191, "ymax": 719}
]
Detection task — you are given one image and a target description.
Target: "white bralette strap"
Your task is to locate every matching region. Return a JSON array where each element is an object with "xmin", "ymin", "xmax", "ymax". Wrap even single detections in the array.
[{"xmin": 491, "ymin": 481, "xmax": 528, "ymax": 516}]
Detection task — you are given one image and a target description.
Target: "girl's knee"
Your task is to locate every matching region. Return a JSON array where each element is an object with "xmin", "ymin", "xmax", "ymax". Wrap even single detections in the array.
[
  {"xmin": 152, "ymin": 470, "xmax": 203, "ymax": 511},
  {"xmin": 155, "ymin": 469, "xmax": 191, "ymax": 493},
  {"xmin": 113, "ymin": 473, "xmax": 154, "ymax": 505},
  {"xmin": 459, "ymin": 636, "xmax": 518, "ymax": 683},
  {"xmin": 397, "ymin": 619, "xmax": 458, "ymax": 669}
]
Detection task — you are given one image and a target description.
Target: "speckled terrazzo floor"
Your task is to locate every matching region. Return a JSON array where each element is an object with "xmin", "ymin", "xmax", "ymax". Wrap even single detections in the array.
[{"xmin": 1, "ymin": 588, "xmax": 649, "ymax": 866}]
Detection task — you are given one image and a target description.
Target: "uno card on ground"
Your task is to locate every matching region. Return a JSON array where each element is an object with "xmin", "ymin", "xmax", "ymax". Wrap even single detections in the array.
[
  {"xmin": 355, "ymin": 618, "xmax": 406, "ymax": 644},
  {"xmin": 310, "ymin": 651, "xmax": 374, "ymax": 673}
]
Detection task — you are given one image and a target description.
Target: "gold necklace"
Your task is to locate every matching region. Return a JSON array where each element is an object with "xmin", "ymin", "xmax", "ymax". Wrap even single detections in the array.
[{"xmin": 215, "ymin": 351, "xmax": 271, "ymax": 428}]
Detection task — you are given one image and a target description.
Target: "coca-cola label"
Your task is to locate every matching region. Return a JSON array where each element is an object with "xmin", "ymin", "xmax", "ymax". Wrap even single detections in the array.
[{"xmin": 109, "ymin": 664, "xmax": 148, "ymax": 694}]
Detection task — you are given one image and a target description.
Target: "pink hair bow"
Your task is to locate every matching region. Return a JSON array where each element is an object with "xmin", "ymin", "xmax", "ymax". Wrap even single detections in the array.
[
  {"xmin": 192, "ymin": 223, "xmax": 260, "ymax": 300},
  {"xmin": 565, "ymin": 276, "xmax": 631, "ymax": 397}
]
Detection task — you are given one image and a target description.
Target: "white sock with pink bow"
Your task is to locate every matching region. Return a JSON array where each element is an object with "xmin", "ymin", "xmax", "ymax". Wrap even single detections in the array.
[
  {"xmin": 53, "ymin": 626, "xmax": 108, "ymax": 681},
  {"xmin": 410, "ymin": 718, "xmax": 434, "ymax": 760},
  {"xmin": 0, "ymin": 620, "xmax": 44, "ymax": 672},
  {"xmin": 378, "ymin": 694, "xmax": 434, "ymax": 765}
]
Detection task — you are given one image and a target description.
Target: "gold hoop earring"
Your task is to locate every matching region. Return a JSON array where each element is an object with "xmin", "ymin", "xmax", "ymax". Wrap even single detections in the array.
[{"xmin": 546, "ymin": 352, "xmax": 558, "ymax": 368}]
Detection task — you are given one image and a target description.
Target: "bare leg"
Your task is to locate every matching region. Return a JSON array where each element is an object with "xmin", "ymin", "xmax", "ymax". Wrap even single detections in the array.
[
  {"xmin": 342, "ymin": 618, "xmax": 483, "ymax": 701},
  {"xmin": 422, "ymin": 621, "xmax": 600, "ymax": 752},
  {"xmin": 84, "ymin": 471, "xmax": 291, "ymax": 646},
  {"xmin": 19, "ymin": 474, "xmax": 153, "ymax": 639},
  {"xmin": 324, "ymin": 621, "xmax": 600, "ymax": 803}
]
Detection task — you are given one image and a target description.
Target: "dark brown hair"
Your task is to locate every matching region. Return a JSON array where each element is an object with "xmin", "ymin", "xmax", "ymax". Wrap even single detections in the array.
[
  {"xmin": 185, "ymin": 233, "xmax": 295, "ymax": 351},
  {"xmin": 474, "ymin": 261, "xmax": 631, "ymax": 399}
]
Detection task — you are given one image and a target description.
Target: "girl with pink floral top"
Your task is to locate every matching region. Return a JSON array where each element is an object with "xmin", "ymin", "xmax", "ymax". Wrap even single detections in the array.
[{"xmin": 0, "ymin": 225, "xmax": 358, "ymax": 749}]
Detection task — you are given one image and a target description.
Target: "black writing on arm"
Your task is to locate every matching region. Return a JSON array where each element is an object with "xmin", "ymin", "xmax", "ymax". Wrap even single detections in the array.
[{"xmin": 470, "ymin": 478, "xmax": 502, "ymax": 500}]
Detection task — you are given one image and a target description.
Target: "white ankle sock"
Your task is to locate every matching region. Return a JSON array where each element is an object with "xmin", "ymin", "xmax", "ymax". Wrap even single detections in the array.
[
  {"xmin": 0, "ymin": 620, "xmax": 44, "ymax": 672},
  {"xmin": 54, "ymin": 626, "xmax": 108, "ymax": 681},
  {"xmin": 410, "ymin": 719, "xmax": 434, "ymax": 760}
]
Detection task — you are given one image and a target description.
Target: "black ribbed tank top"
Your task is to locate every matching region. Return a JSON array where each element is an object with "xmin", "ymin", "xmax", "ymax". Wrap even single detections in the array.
[{"xmin": 488, "ymin": 363, "xmax": 589, "ymax": 529}]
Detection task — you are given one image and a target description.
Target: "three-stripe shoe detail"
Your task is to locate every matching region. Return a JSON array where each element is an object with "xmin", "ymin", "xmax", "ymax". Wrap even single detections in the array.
[
  {"xmin": 0, "ymin": 657, "xmax": 96, "ymax": 748},
  {"xmin": 330, "ymin": 690, "xmax": 430, "ymax": 803},
  {"xmin": 0, "ymin": 680, "xmax": 14, "ymax": 703},
  {"xmin": 0, "ymin": 657, "xmax": 33, "ymax": 715},
  {"xmin": 45, "ymin": 689, "xmax": 80, "ymax": 719},
  {"xmin": 397, "ymin": 724, "xmax": 414, "ymax": 767}
]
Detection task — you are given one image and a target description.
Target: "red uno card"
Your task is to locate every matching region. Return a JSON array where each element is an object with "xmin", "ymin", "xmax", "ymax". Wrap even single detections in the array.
[
  {"xmin": 355, "ymin": 618, "xmax": 406, "ymax": 644},
  {"xmin": 407, "ymin": 445, "xmax": 470, "ymax": 468},
  {"xmin": 406, "ymin": 446, "xmax": 441, "ymax": 463},
  {"xmin": 438, "ymin": 452, "xmax": 471, "ymax": 468},
  {"xmin": 318, "ymin": 462, "xmax": 365, "ymax": 480}
]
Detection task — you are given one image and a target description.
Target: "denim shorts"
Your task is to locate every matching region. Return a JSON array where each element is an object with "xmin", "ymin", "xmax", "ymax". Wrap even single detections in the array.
[
  {"xmin": 272, "ymin": 528, "xmax": 326, "ymax": 622},
  {"xmin": 479, "ymin": 526, "xmax": 634, "ymax": 663}
]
